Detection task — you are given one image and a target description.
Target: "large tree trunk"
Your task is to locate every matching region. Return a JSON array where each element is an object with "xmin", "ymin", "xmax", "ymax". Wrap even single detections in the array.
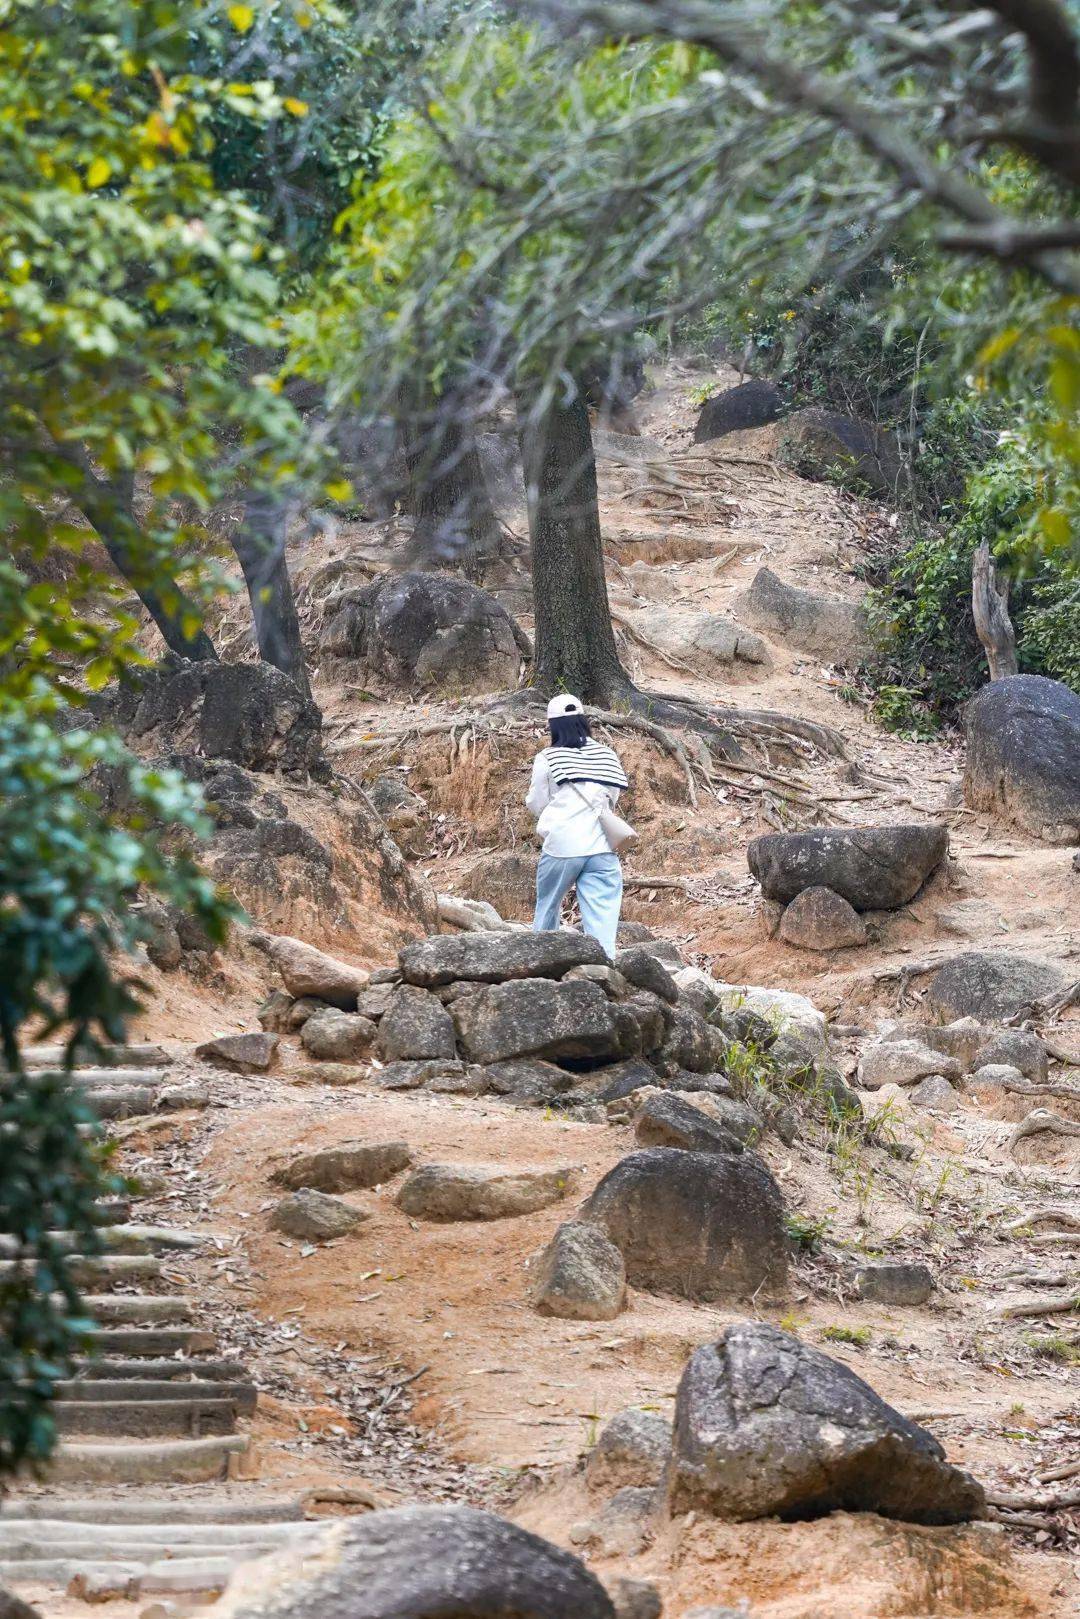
[
  {"xmin": 517, "ymin": 383, "xmax": 633, "ymax": 704},
  {"xmin": 72, "ymin": 463, "xmax": 218, "ymax": 662},
  {"xmin": 972, "ymin": 540, "xmax": 1019, "ymax": 680},
  {"xmin": 403, "ymin": 413, "xmax": 502, "ymax": 581},
  {"xmin": 230, "ymin": 494, "xmax": 311, "ymax": 697}
]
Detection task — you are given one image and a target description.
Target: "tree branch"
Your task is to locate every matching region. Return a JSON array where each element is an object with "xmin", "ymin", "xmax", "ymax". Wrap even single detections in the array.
[{"xmin": 978, "ymin": 0, "xmax": 1080, "ymax": 128}]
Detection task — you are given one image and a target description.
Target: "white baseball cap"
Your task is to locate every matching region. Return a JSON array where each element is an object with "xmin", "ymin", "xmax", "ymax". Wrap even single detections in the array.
[{"xmin": 546, "ymin": 693, "xmax": 584, "ymax": 719}]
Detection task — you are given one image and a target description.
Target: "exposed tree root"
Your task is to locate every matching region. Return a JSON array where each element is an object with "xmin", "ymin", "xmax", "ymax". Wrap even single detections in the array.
[
  {"xmin": 990, "ymin": 1290, "xmax": 1080, "ymax": 1319},
  {"xmin": 1001, "ymin": 1207, "xmax": 1080, "ymax": 1235},
  {"xmin": 1008, "ymin": 1108, "xmax": 1080, "ymax": 1155}
]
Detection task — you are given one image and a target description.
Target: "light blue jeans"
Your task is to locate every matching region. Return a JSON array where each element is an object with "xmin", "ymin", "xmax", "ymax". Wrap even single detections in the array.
[{"xmin": 533, "ymin": 852, "xmax": 623, "ymax": 959}]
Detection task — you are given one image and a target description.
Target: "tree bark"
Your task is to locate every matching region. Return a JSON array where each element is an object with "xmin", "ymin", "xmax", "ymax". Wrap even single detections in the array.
[
  {"xmin": 972, "ymin": 540, "xmax": 1019, "ymax": 680},
  {"xmin": 516, "ymin": 382, "xmax": 633, "ymax": 704},
  {"xmin": 71, "ymin": 462, "xmax": 218, "ymax": 662},
  {"xmin": 402, "ymin": 414, "xmax": 503, "ymax": 581},
  {"xmin": 230, "ymin": 493, "xmax": 311, "ymax": 697}
]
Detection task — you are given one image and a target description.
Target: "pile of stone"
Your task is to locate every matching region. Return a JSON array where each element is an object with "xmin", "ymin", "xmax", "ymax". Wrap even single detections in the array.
[
  {"xmin": 856, "ymin": 1015, "xmax": 1050, "ymax": 1117},
  {"xmin": 749, "ymin": 824, "xmax": 949, "ymax": 951},
  {"xmin": 255, "ymin": 928, "xmax": 849, "ymax": 1124}
]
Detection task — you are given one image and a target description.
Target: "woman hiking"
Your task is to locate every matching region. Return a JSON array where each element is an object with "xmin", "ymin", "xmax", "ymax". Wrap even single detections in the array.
[{"xmin": 525, "ymin": 694, "xmax": 630, "ymax": 958}]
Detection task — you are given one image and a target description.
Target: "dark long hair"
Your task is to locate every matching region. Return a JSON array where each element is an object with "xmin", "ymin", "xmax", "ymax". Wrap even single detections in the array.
[{"xmin": 548, "ymin": 714, "xmax": 590, "ymax": 749}]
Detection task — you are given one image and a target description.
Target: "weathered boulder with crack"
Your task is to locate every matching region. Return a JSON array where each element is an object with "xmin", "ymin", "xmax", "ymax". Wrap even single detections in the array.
[
  {"xmin": 581, "ymin": 1148, "xmax": 787, "ymax": 1302},
  {"xmin": 300, "ymin": 1009, "xmax": 377, "ymax": 1062},
  {"xmin": 857, "ymin": 1039, "xmax": 962, "ymax": 1090},
  {"xmin": 321, "ymin": 571, "xmax": 530, "ymax": 695},
  {"xmin": 779, "ymin": 886, "xmax": 867, "ymax": 951},
  {"xmin": 272, "ymin": 1142, "xmax": 412, "ymax": 1193},
  {"xmin": 748, "ymin": 824, "xmax": 948, "ymax": 911},
  {"xmin": 113, "ymin": 655, "xmax": 327, "ymax": 780},
  {"xmin": 963, "ymin": 673, "xmax": 1080, "ymax": 844},
  {"xmin": 586, "ymin": 1407, "xmax": 672, "ymax": 1491},
  {"xmin": 400, "ymin": 929, "xmax": 607, "ymax": 987},
  {"xmin": 195, "ymin": 1032, "xmax": 278, "ymax": 1073},
  {"xmin": 736, "ymin": 567, "xmax": 870, "ymax": 664},
  {"xmin": 657, "ymin": 1006, "xmax": 723, "ymax": 1074},
  {"xmin": 644, "ymin": 609, "xmax": 769, "ymax": 674},
  {"xmin": 375, "ymin": 986, "xmax": 456, "ymax": 1062},
  {"xmin": 926, "ymin": 952, "xmax": 1067, "ymax": 1023},
  {"xmin": 634, "ymin": 1092, "xmax": 745, "ymax": 1155},
  {"xmin": 255, "ymin": 934, "xmax": 370, "ymax": 1010},
  {"xmin": 269, "ymin": 1188, "xmax": 368, "ymax": 1241},
  {"xmin": 615, "ymin": 947, "xmax": 679, "ymax": 1004},
  {"xmin": 694, "ymin": 379, "xmax": 783, "ymax": 443},
  {"xmin": 453, "ymin": 979, "xmax": 623, "ymax": 1066},
  {"xmin": 531, "ymin": 1220, "xmax": 626, "ymax": 1320},
  {"xmin": 974, "ymin": 1029, "xmax": 1048, "ymax": 1083},
  {"xmin": 397, "ymin": 1162, "xmax": 580, "ymax": 1221},
  {"xmin": 213, "ymin": 1505, "xmax": 615, "ymax": 1619},
  {"xmin": 783, "ymin": 408, "xmax": 902, "ymax": 496},
  {"xmin": 668, "ymin": 1322, "xmax": 984, "ymax": 1522}
]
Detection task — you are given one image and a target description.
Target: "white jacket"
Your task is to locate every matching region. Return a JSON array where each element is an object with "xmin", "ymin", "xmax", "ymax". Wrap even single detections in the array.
[{"xmin": 525, "ymin": 753, "xmax": 620, "ymax": 858}]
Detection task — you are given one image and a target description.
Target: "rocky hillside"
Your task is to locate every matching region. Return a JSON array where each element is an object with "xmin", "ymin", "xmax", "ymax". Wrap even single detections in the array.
[{"xmin": 12, "ymin": 358, "xmax": 1078, "ymax": 1619}]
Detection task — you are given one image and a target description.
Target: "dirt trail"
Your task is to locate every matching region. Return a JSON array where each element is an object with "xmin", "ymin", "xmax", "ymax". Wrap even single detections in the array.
[{"xmin": 38, "ymin": 358, "xmax": 1079, "ymax": 1617}]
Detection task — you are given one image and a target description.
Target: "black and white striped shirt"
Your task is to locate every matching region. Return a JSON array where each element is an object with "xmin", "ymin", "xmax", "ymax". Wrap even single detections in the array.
[{"xmin": 543, "ymin": 741, "xmax": 628, "ymax": 790}]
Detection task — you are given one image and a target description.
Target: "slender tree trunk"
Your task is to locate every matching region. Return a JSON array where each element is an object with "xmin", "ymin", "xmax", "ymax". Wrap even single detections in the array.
[
  {"xmin": 230, "ymin": 494, "xmax": 311, "ymax": 697},
  {"xmin": 72, "ymin": 463, "xmax": 218, "ymax": 662},
  {"xmin": 972, "ymin": 540, "xmax": 1019, "ymax": 680},
  {"xmin": 402, "ymin": 410, "xmax": 502, "ymax": 581},
  {"xmin": 516, "ymin": 383, "xmax": 633, "ymax": 704}
]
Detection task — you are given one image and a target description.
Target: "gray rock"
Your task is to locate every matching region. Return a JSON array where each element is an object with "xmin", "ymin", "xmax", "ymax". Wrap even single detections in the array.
[
  {"xmin": 259, "ymin": 934, "xmax": 369, "ymax": 1010},
  {"xmin": 716, "ymin": 1004, "xmax": 776, "ymax": 1050},
  {"xmin": 967, "ymin": 1063, "xmax": 1024, "ymax": 1099},
  {"xmin": 586, "ymin": 1407, "xmax": 672, "ymax": 1491},
  {"xmin": 783, "ymin": 407, "xmax": 902, "ymax": 496},
  {"xmin": 257, "ymin": 989, "xmax": 294, "ymax": 1032},
  {"xmin": 0, "ymin": 1590, "xmax": 40, "ymax": 1619},
  {"xmin": 269, "ymin": 1188, "xmax": 367, "ymax": 1241},
  {"xmin": 376, "ymin": 1058, "xmax": 470, "ymax": 1091},
  {"xmin": 909, "ymin": 1074, "xmax": 962, "ymax": 1112},
  {"xmin": 574, "ymin": 1057, "xmax": 663, "ymax": 1105},
  {"xmin": 397, "ymin": 1162, "xmax": 580, "ymax": 1222},
  {"xmin": 737, "ymin": 566, "xmax": 870, "ymax": 664},
  {"xmin": 570, "ymin": 1486, "xmax": 657, "ymax": 1558},
  {"xmin": 286, "ymin": 996, "xmax": 328, "ymax": 1031},
  {"xmin": 854, "ymin": 1262, "xmax": 934, "ymax": 1306},
  {"xmin": 858, "ymin": 1040, "xmax": 962, "ymax": 1090},
  {"xmin": 581, "ymin": 1148, "xmax": 788, "ymax": 1302},
  {"xmin": 272, "ymin": 1141, "xmax": 413, "ymax": 1193},
  {"xmin": 925, "ymin": 952, "xmax": 1066, "ymax": 1023},
  {"xmin": 141, "ymin": 897, "xmax": 183, "ymax": 970},
  {"xmin": 453, "ymin": 979, "xmax": 622, "ymax": 1066},
  {"xmin": 672, "ymin": 967, "xmax": 722, "ymax": 1021},
  {"xmin": 634, "ymin": 1093, "xmax": 744, "ymax": 1155},
  {"xmin": 615, "ymin": 948, "xmax": 679, "ymax": 1004},
  {"xmin": 195, "ymin": 1032, "xmax": 278, "ymax": 1073},
  {"xmin": 749, "ymin": 825, "xmax": 948, "ymax": 911},
  {"xmin": 608, "ymin": 1578, "xmax": 662, "ymax": 1619},
  {"xmin": 215, "ymin": 1505, "xmax": 614, "ymax": 1619},
  {"xmin": 779, "ymin": 886, "xmax": 867, "ymax": 951},
  {"xmin": 375, "ymin": 986, "xmax": 456, "ymax": 1062},
  {"xmin": 973, "ymin": 1030, "xmax": 1048, "ymax": 1083},
  {"xmin": 668, "ymin": 1322, "xmax": 984, "ymax": 1522},
  {"xmin": 355, "ymin": 983, "xmax": 397, "ymax": 1021},
  {"xmin": 300, "ymin": 1009, "xmax": 378, "ymax": 1062},
  {"xmin": 486, "ymin": 1058, "xmax": 580, "ymax": 1106},
  {"xmin": 878, "ymin": 1018, "xmax": 986, "ymax": 1070},
  {"xmin": 611, "ymin": 993, "xmax": 670, "ymax": 1060},
  {"xmin": 658, "ymin": 1006, "xmax": 722, "ymax": 1074},
  {"xmin": 963, "ymin": 674, "xmax": 1080, "ymax": 844},
  {"xmin": 694, "ymin": 378, "xmax": 783, "ymax": 443},
  {"xmin": 400, "ymin": 929, "xmax": 607, "ymax": 988},
  {"xmin": 321, "ymin": 572, "xmax": 530, "ymax": 696},
  {"xmin": 564, "ymin": 964, "xmax": 634, "ymax": 998},
  {"xmin": 531, "ymin": 1220, "xmax": 626, "ymax": 1320}
]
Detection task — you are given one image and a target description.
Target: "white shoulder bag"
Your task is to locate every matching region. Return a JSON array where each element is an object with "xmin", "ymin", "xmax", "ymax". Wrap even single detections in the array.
[{"xmin": 571, "ymin": 783, "xmax": 637, "ymax": 853}]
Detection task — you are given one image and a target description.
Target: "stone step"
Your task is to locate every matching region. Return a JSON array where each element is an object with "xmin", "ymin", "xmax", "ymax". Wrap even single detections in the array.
[
  {"xmin": 54, "ymin": 1068, "xmax": 174, "ymax": 1090},
  {"xmin": 0, "ymin": 1224, "xmax": 200, "ymax": 1258},
  {"xmin": 0, "ymin": 1254, "xmax": 164, "ymax": 1288},
  {"xmin": 83, "ymin": 1325, "xmax": 215, "ymax": 1357},
  {"xmin": 19, "ymin": 1044, "xmax": 169, "ymax": 1069},
  {"xmin": 83, "ymin": 1088, "xmax": 161, "ymax": 1120},
  {"xmin": 0, "ymin": 1515, "xmax": 323, "ymax": 1554},
  {"xmin": 70, "ymin": 1356, "xmax": 248, "ymax": 1382},
  {"xmin": 1, "ymin": 1496, "xmax": 303, "ymax": 1525},
  {"xmin": 47, "ymin": 1433, "xmax": 249, "ymax": 1485},
  {"xmin": 80, "ymin": 1294, "xmax": 194, "ymax": 1326},
  {"xmin": 0, "ymin": 1519, "xmax": 318, "ymax": 1547},
  {"xmin": 54, "ymin": 1398, "xmax": 237, "ymax": 1438},
  {"xmin": 56, "ymin": 1377, "xmax": 256, "ymax": 1413},
  {"xmin": 0, "ymin": 1556, "xmax": 237, "ymax": 1596}
]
